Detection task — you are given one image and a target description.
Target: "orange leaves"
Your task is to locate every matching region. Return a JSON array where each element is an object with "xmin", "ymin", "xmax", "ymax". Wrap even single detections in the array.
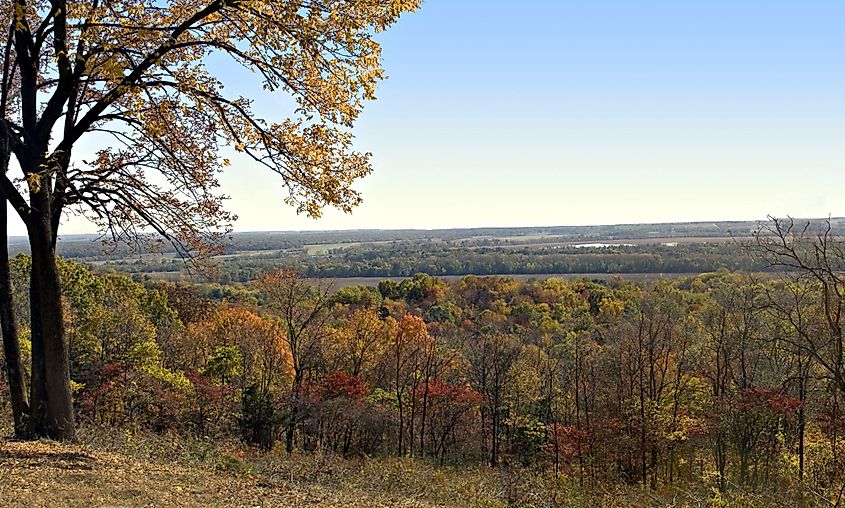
[
  {"xmin": 254, "ymin": 268, "xmax": 302, "ymax": 298},
  {"xmin": 395, "ymin": 314, "xmax": 430, "ymax": 348},
  {"xmin": 414, "ymin": 380, "xmax": 482, "ymax": 407},
  {"xmin": 186, "ymin": 306, "xmax": 293, "ymax": 384},
  {"xmin": 734, "ymin": 388, "xmax": 804, "ymax": 417},
  {"xmin": 544, "ymin": 424, "xmax": 592, "ymax": 463},
  {"xmin": 326, "ymin": 307, "xmax": 394, "ymax": 377}
]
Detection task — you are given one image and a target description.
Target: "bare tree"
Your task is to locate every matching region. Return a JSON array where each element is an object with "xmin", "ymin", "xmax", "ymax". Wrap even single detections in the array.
[{"xmin": 756, "ymin": 216, "xmax": 845, "ymax": 392}]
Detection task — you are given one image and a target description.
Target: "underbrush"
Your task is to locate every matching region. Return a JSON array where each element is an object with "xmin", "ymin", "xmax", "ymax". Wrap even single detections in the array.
[
  {"xmin": 72, "ymin": 425, "xmax": 824, "ymax": 507},
  {"xmin": 0, "ymin": 422, "xmax": 833, "ymax": 507}
]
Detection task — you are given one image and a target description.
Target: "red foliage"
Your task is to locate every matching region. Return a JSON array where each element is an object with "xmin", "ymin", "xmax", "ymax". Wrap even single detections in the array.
[
  {"xmin": 100, "ymin": 362, "xmax": 126, "ymax": 379},
  {"xmin": 319, "ymin": 371, "xmax": 368, "ymax": 401},
  {"xmin": 544, "ymin": 424, "xmax": 592, "ymax": 462},
  {"xmin": 185, "ymin": 370, "xmax": 234, "ymax": 405},
  {"xmin": 736, "ymin": 388, "xmax": 803, "ymax": 416},
  {"xmin": 415, "ymin": 380, "xmax": 483, "ymax": 406},
  {"xmin": 818, "ymin": 402, "xmax": 845, "ymax": 438}
]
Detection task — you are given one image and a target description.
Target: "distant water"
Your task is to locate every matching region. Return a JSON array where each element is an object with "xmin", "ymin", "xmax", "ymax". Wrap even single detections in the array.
[{"xmin": 571, "ymin": 242, "xmax": 635, "ymax": 248}]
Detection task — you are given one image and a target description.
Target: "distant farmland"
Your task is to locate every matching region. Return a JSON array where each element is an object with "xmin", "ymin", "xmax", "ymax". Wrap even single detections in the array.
[{"xmin": 36, "ymin": 218, "xmax": 841, "ymax": 283}]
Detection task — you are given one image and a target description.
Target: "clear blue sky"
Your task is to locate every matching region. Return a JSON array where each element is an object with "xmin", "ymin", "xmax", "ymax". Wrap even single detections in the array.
[{"xmin": 51, "ymin": 0, "xmax": 845, "ymax": 235}]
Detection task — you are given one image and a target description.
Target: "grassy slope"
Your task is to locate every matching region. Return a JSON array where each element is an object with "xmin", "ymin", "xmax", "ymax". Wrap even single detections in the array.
[
  {"xmin": 0, "ymin": 439, "xmax": 507, "ymax": 508},
  {"xmin": 0, "ymin": 433, "xmax": 818, "ymax": 507}
]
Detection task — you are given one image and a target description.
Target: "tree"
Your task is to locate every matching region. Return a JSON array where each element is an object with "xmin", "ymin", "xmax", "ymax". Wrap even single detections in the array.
[
  {"xmin": 183, "ymin": 305, "xmax": 290, "ymax": 445},
  {"xmin": 607, "ymin": 283, "xmax": 691, "ymax": 488},
  {"xmin": 464, "ymin": 324, "xmax": 522, "ymax": 467},
  {"xmin": 256, "ymin": 269, "xmax": 331, "ymax": 452},
  {"xmin": 0, "ymin": 167, "xmax": 25, "ymax": 436},
  {"xmin": 757, "ymin": 218, "xmax": 845, "ymax": 392},
  {"xmin": 388, "ymin": 313, "xmax": 429, "ymax": 456},
  {"xmin": 0, "ymin": 0, "xmax": 420, "ymax": 440},
  {"xmin": 695, "ymin": 273, "xmax": 768, "ymax": 490},
  {"xmin": 326, "ymin": 306, "xmax": 394, "ymax": 378}
]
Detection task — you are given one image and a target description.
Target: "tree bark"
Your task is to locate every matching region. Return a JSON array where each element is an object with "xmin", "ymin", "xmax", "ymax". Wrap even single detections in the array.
[
  {"xmin": 0, "ymin": 123, "xmax": 29, "ymax": 437},
  {"xmin": 26, "ymin": 203, "xmax": 75, "ymax": 441},
  {"xmin": 0, "ymin": 191, "xmax": 28, "ymax": 437}
]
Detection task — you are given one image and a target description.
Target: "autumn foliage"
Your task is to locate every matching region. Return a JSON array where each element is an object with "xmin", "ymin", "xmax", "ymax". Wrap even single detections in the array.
[{"xmin": 3, "ymin": 258, "xmax": 845, "ymax": 503}]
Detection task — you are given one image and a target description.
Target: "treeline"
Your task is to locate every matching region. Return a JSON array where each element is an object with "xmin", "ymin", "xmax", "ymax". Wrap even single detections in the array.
[
  {"xmin": 2, "ymin": 222, "xmax": 845, "ymax": 501},
  {"xmin": 297, "ymin": 242, "xmax": 766, "ymax": 278},
  {"xmin": 104, "ymin": 241, "xmax": 769, "ymax": 283}
]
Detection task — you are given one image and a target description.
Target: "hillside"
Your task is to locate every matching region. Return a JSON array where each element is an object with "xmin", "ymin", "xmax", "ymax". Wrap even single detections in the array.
[
  {"xmin": 0, "ymin": 436, "xmax": 807, "ymax": 508},
  {"xmin": 0, "ymin": 438, "xmax": 506, "ymax": 508}
]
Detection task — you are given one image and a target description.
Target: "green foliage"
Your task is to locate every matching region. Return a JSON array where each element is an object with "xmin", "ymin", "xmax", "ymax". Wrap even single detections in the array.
[
  {"xmin": 240, "ymin": 385, "xmax": 277, "ymax": 451},
  {"xmin": 333, "ymin": 284, "xmax": 382, "ymax": 308},
  {"xmin": 368, "ymin": 387, "xmax": 398, "ymax": 408},
  {"xmin": 426, "ymin": 300, "xmax": 460, "ymax": 323},
  {"xmin": 129, "ymin": 340, "xmax": 162, "ymax": 371},
  {"xmin": 202, "ymin": 346, "xmax": 244, "ymax": 383}
]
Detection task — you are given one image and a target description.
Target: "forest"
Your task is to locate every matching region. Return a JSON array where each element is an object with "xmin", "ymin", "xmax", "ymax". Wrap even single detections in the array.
[
  {"xmin": 3, "ymin": 218, "xmax": 844, "ymax": 505},
  {"xmin": 0, "ymin": 0, "xmax": 839, "ymax": 505}
]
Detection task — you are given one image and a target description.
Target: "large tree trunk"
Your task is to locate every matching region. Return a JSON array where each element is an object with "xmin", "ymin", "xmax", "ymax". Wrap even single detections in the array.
[
  {"xmin": 0, "ymin": 127, "xmax": 29, "ymax": 437},
  {"xmin": 0, "ymin": 192, "xmax": 28, "ymax": 437},
  {"xmin": 26, "ymin": 206, "xmax": 75, "ymax": 441}
]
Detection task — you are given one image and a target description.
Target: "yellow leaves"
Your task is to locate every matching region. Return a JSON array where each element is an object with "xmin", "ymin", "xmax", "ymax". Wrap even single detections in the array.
[
  {"xmin": 5, "ymin": 0, "xmax": 419, "ymax": 245},
  {"xmin": 69, "ymin": 380, "xmax": 86, "ymax": 394},
  {"xmin": 396, "ymin": 314, "xmax": 430, "ymax": 346},
  {"xmin": 12, "ymin": 3, "xmax": 26, "ymax": 31},
  {"xmin": 26, "ymin": 173, "xmax": 41, "ymax": 193},
  {"xmin": 598, "ymin": 298, "xmax": 626, "ymax": 319},
  {"xmin": 186, "ymin": 306, "xmax": 293, "ymax": 383}
]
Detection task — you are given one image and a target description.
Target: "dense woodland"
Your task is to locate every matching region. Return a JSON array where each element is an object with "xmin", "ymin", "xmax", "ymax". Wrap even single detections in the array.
[{"xmin": 2, "ymin": 220, "xmax": 844, "ymax": 504}]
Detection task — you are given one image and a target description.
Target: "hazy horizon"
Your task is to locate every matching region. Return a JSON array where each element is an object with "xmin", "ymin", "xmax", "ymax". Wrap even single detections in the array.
[{"xmin": 0, "ymin": 215, "xmax": 824, "ymax": 242}]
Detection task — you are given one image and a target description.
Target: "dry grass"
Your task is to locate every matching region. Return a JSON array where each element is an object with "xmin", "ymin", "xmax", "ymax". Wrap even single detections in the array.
[
  {"xmin": 0, "ymin": 427, "xmax": 819, "ymax": 507},
  {"xmin": 0, "ymin": 434, "xmax": 507, "ymax": 508},
  {"xmin": 0, "ymin": 439, "xmax": 286, "ymax": 508}
]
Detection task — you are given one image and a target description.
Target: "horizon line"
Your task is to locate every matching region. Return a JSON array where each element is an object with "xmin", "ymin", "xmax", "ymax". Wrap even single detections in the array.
[{"xmin": 20, "ymin": 215, "xmax": 840, "ymax": 240}]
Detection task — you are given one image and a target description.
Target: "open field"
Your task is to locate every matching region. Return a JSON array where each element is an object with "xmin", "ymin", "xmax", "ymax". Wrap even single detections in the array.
[
  {"xmin": 465, "ymin": 236, "xmax": 754, "ymax": 250},
  {"xmin": 303, "ymin": 240, "xmax": 399, "ymax": 255},
  {"xmin": 0, "ymin": 439, "xmax": 506, "ymax": 508}
]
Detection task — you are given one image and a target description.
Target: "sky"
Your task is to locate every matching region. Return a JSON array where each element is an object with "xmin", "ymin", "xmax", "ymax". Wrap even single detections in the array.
[{"xmin": 44, "ymin": 0, "xmax": 845, "ymax": 236}]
